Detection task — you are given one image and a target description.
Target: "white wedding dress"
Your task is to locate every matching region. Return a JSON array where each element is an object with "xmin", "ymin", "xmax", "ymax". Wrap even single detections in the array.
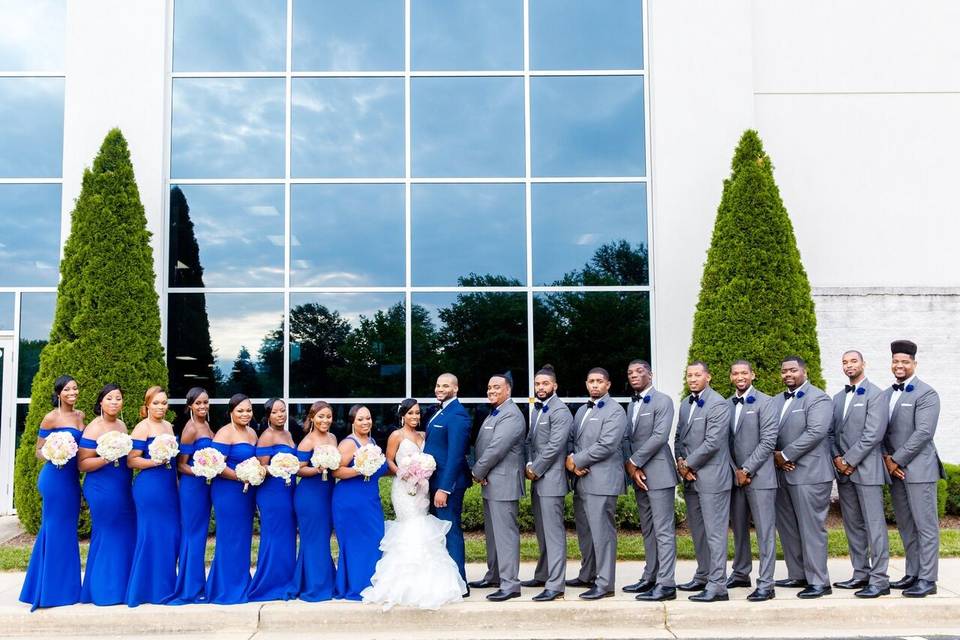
[{"xmin": 361, "ymin": 438, "xmax": 467, "ymax": 610}]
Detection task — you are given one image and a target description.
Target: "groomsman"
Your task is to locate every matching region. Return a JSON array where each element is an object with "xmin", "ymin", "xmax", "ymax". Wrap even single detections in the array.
[
  {"xmin": 773, "ymin": 355, "xmax": 834, "ymax": 598},
  {"xmin": 829, "ymin": 350, "xmax": 891, "ymax": 598},
  {"xmin": 675, "ymin": 361, "xmax": 733, "ymax": 602},
  {"xmin": 621, "ymin": 359, "xmax": 679, "ymax": 602},
  {"xmin": 470, "ymin": 373, "xmax": 526, "ymax": 602},
  {"xmin": 566, "ymin": 368, "xmax": 628, "ymax": 600},
  {"xmin": 726, "ymin": 360, "xmax": 779, "ymax": 602},
  {"xmin": 883, "ymin": 340, "xmax": 944, "ymax": 598}
]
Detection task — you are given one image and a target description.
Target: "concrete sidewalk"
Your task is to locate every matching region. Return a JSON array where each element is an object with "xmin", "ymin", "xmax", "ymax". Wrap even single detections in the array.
[{"xmin": 2, "ymin": 558, "xmax": 959, "ymax": 639}]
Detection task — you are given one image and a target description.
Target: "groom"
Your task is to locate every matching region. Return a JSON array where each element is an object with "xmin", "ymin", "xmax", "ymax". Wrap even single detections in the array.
[{"xmin": 424, "ymin": 372, "xmax": 472, "ymax": 589}]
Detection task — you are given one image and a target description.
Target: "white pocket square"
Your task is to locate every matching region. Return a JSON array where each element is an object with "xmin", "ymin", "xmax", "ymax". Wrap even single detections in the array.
[
  {"xmin": 791, "ymin": 408, "xmax": 804, "ymax": 413},
  {"xmin": 853, "ymin": 403, "xmax": 864, "ymax": 407},
  {"xmin": 640, "ymin": 412, "xmax": 652, "ymax": 417},
  {"xmin": 433, "ymin": 424, "xmax": 445, "ymax": 428},
  {"xmin": 901, "ymin": 403, "xmax": 913, "ymax": 407},
  {"xmin": 589, "ymin": 417, "xmax": 600, "ymax": 421},
  {"xmin": 483, "ymin": 425, "xmax": 494, "ymax": 430},
  {"xmin": 746, "ymin": 410, "xmax": 756, "ymax": 414}
]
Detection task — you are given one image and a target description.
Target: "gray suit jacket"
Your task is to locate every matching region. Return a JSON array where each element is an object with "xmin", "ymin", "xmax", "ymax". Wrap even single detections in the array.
[
  {"xmin": 882, "ymin": 377, "xmax": 945, "ymax": 483},
  {"xmin": 569, "ymin": 394, "xmax": 627, "ymax": 496},
  {"xmin": 674, "ymin": 386, "xmax": 732, "ymax": 494},
  {"xmin": 622, "ymin": 388, "xmax": 678, "ymax": 491},
  {"xmin": 829, "ymin": 379, "xmax": 889, "ymax": 486},
  {"xmin": 472, "ymin": 399, "xmax": 526, "ymax": 501},
  {"xmin": 526, "ymin": 394, "xmax": 574, "ymax": 497},
  {"xmin": 728, "ymin": 388, "xmax": 779, "ymax": 490},
  {"xmin": 773, "ymin": 381, "xmax": 834, "ymax": 485}
]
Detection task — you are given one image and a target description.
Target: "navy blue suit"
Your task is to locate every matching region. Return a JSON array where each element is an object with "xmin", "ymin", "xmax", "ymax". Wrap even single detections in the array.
[{"xmin": 423, "ymin": 398, "xmax": 472, "ymax": 581}]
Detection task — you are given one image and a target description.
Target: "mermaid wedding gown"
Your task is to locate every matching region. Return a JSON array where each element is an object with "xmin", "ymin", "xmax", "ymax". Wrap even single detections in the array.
[{"xmin": 361, "ymin": 438, "xmax": 466, "ymax": 610}]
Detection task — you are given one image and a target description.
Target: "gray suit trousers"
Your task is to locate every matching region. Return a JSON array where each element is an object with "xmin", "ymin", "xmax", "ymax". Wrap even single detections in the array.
[
  {"xmin": 573, "ymin": 491, "xmax": 596, "ymax": 582},
  {"xmin": 684, "ymin": 489, "xmax": 730, "ymax": 595},
  {"xmin": 730, "ymin": 485, "xmax": 777, "ymax": 590},
  {"xmin": 890, "ymin": 479, "xmax": 939, "ymax": 581},
  {"xmin": 531, "ymin": 484, "xmax": 567, "ymax": 591},
  {"xmin": 579, "ymin": 493, "xmax": 618, "ymax": 591},
  {"xmin": 481, "ymin": 498, "xmax": 521, "ymax": 592},
  {"xmin": 776, "ymin": 481, "xmax": 831, "ymax": 586},
  {"xmin": 837, "ymin": 481, "xmax": 890, "ymax": 587},
  {"xmin": 634, "ymin": 487, "xmax": 677, "ymax": 587}
]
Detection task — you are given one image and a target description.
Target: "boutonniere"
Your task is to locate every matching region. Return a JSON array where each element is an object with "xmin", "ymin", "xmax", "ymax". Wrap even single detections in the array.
[
  {"xmin": 597, "ymin": 400, "xmax": 605, "ymax": 409},
  {"xmin": 643, "ymin": 395, "xmax": 652, "ymax": 404},
  {"xmin": 906, "ymin": 384, "xmax": 915, "ymax": 393},
  {"xmin": 856, "ymin": 387, "xmax": 866, "ymax": 396},
  {"xmin": 746, "ymin": 396, "xmax": 756, "ymax": 404},
  {"xmin": 541, "ymin": 405, "xmax": 550, "ymax": 413},
  {"xmin": 490, "ymin": 408, "xmax": 500, "ymax": 417},
  {"xmin": 796, "ymin": 390, "xmax": 805, "ymax": 399}
]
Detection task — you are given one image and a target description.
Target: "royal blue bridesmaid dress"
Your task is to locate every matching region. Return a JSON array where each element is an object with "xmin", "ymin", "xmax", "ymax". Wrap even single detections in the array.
[
  {"xmin": 165, "ymin": 437, "xmax": 213, "ymax": 604},
  {"xmin": 289, "ymin": 448, "xmax": 336, "ymax": 601},
  {"xmin": 204, "ymin": 441, "xmax": 256, "ymax": 604},
  {"xmin": 19, "ymin": 427, "xmax": 83, "ymax": 611},
  {"xmin": 246, "ymin": 444, "xmax": 297, "ymax": 601},
  {"xmin": 332, "ymin": 436, "xmax": 387, "ymax": 601},
  {"xmin": 125, "ymin": 437, "xmax": 181, "ymax": 606},
  {"xmin": 79, "ymin": 437, "xmax": 136, "ymax": 605}
]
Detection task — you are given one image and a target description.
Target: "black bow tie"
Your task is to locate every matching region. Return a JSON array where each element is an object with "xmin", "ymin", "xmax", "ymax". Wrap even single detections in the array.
[
  {"xmin": 892, "ymin": 382, "xmax": 905, "ymax": 391},
  {"xmin": 534, "ymin": 401, "xmax": 544, "ymax": 411},
  {"xmin": 732, "ymin": 396, "xmax": 744, "ymax": 405},
  {"xmin": 845, "ymin": 384, "xmax": 857, "ymax": 393},
  {"xmin": 688, "ymin": 394, "xmax": 700, "ymax": 405},
  {"xmin": 631, "ymin": 393, "xmax": 642, "ymax": 402},
  {"xmin": 783, "ymin": 391, "xmax": 796, "ymax": 400},
  {"xmin": 586, "ymin": 400, "xmax": 596, "ymax": 409}
]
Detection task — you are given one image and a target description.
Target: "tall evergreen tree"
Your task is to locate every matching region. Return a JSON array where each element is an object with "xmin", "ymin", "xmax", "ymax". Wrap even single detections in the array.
[
  {"xmin": 687, "ymin": 130, "xmax": 823, "ymax": 396},
  {"xmin": 14, "ymin": 129, "xmax": 169, "ymax": 534}
]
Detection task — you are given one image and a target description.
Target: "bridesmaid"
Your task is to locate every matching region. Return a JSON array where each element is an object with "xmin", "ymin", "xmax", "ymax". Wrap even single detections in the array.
[
  {"xmin": 126, "ymin": 386, "xmax": 181, "ymax": 606},
  {"xmin": 166, "ymin": 387, "xmax": 214, "ymax": 604},
  {"xmin": 289, "ymin": 401, "xmax": 337, "ymax": 601},
  {"xmin": 19, "ymin": 375, "xmax": 84, "ymax": 610},
  {"xmin": 332, "ymin": 405, "xmax": 388, "ymax": 601},
  {"xmin": 78, "ymin": 384, "xmax": 136, "ymax": 606},
  {"xmin": 247, "ymin": 399, "xmax": 297, "ymax": 601},
  {"xmin": 205, "ymin": 393, "xmax": 258, "ymax": 604}
]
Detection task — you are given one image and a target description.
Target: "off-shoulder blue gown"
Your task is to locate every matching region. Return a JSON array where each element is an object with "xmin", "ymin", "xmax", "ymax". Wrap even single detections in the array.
[
  {"xmin": 19, "ymin": 427, "xmax": 82, "ymax": 611},
  {"xmin": 247, "ymin": 444, "xmax": 297, "ymax": 601},
  {"xmin": 126, "ymin": 437, "xmax": 181, "ymax": 606},
  {"xmin": 79, "ymin": 436, "xmax": 136, "ymax": 605},
  {"xmin": 205, "ymin": 442, "xmax": 256, "ymax": 604},
  {"xmin": 289, "ymin": 448, "xmax": 336, "ymax": 601},
  {"xmin": 165, "ymin": 437, "xmax": 213, "ymax": 604}
]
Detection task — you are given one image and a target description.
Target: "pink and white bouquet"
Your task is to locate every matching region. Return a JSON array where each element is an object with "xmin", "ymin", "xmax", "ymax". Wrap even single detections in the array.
[
  {"xmin": 397, "ymin": 451, "xmax": 437, "ymax": 496},
  {"xmin": 235, "ymin": 457, "xmax": 266, "ymax": 493},
  {"xmin": 148, "ymin": 433, "xmax": 180, "ymax": 469},
  {"xmin": 42, "ymin": 432, "xmax": 78, "ymax": 469},
  {"xmin": 353, "ymin": 443, "xmax": 386, "ymax": 482},
  {"xmin": 310, "ymin": 445, "xmax": 341, "ymax": 481},
  {"xmin": 95, "ymin": 431, "xmax": 133, "ymax": 467},
  {"xmin": 192, "ymin": 446, "xmax": 226, "ymax": 484},
  {"xmin": 267, "ymin": 452, "xmax": 301, "ymax": 486}
]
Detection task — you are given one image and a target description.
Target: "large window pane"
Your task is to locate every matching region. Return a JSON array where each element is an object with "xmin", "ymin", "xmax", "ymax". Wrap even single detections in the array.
[
  {"xmin": 293, "ymin": 0, "xmax": 403, "ymax": 72},
  {"xmin": 412, "ymin": 0, "xmax": 523, "ymax": 71},
  {"xmin": 532, "ymin": 76, "xmax": 645, "ymax": 177},
  {"xmin": 0, "ymin": 0, "xmax": 65, "ymax": 71},
  {"xmin": 411, "ymin": 184, "xmax": 526, "ymax": 286},
  {"xmin": 0, "ymin": 78, "xmax": 64, "ymax": 178},
  {"xmin": 291, "ymin": 184, "xmax": 404, "ymax": 287},
  {"xmin": 169, "ymin": 184, "xmax": 284, "ymax": 288},
  {"xmin": 0, "ymin": 293, "xmax": 13, "ymax": 331},
  {"xmin": 288, "ymin": 293, "xmax": 405, "ymax": 398},
  {"xmin": 412, "ymin": 77, "xmax": 525, "ymax": 177},
  {"xmin": 167, "ymin": 293, "xmax": 283, "ymax": 398},
  {"xmin": 532, "ymin": 183, "xmax": 647, "ymax": 286},
  {"xmin": 534, "ymin": 291, "xmax": 650, "ymax": 394},
  {"xmin": 173, "ymin": 0, "xmax": 286, "ymax": 72},
  {"xmin": 17, "ymin": 293, "xmax": 56, "ymax": 397},
  {"xmin": 292, "ymin": 78, "xmax": 404, "ymax": 178},
  {"xmin": 172, "ymin": 78, "xmax": 285, "ymax": 179},
  {"xmin": 530, "ymin": 0, "xmax": 644, "ymax": 70},
  {"xmin": 0, "ymin": 184, "xmax": 61, "ymax": 286},
  {"xmin": 412, "ymin": 292, "xmax": 528, "ymax": 398}
]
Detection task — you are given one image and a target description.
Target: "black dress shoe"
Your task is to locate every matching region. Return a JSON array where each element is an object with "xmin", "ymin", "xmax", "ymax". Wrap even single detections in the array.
[
  {"xmin": 833, "ymin": 577, "xmax": 869, "ymax": 589},
  {"xmin": 854, "ymin": 584, "xmax": 890, "ymax": 598},
  {"xmin": 468, "ymin": 579, "xmax": 500, "ymax": 589},
  {"xmin": 676, "ymin": 579, "xmax": 708, "ymax": 592},
  {"xmin": 461, "ymin": 588, "xmax": 470, "ymax": 598},
  {"xmin": 486, "ymin": 589, "xmax": 521, "ymax": 602},
  {"xmin": 774, "ymin": 578, "xmax": 808, "ymax": 588},
  {"xmin": 890, "ymin": 574, "xmax": 917, "ymax": 589},
  {"xmin": 622, "ymin": 579, "xmax": 656, "ymax": 593},
  {"xmin": 688, "ymin": 590, "xmax": 729, "ymax": 602},
  {"xmin": 635, "ymin": 585, "xmax": 676, "ymax": 602},
  {"xmin": 565, "ymin": 577, "xmax": 595, "ymax": 588},
  {"xmin": 746, "ymin": 588, "xmax": 775, "ymax": 602},
  {"xmin": 725, "ymin": 576, "xmax": 752, "ymax": 589},
  {"xmin": 903, "ymin": 579, "xmax": 937, "ymax": 598},
  {"xmin": 797, "ymin": 585, "xmax": 832, "ymax": 599},
  {"xmin": 520, "ymin": 578, "xmax": 545, "ymax": 588},
  {"xmin": 578, "ymin": 587, "xmax": 615, "ymax": 600},
  {"xmin": 531, "ymin": 589, "xmax": 565, "ymax": 602}
]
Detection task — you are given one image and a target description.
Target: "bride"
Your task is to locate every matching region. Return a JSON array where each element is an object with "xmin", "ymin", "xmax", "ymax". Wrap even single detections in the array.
[{"xmin": 362, "ymin": 399, "xmax": 467, "ymax": 610}]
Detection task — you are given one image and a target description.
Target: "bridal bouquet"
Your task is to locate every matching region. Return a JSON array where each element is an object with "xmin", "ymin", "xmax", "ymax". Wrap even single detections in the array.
[
  {"xmin": 235, "ymin": 457, "xmax": 266, "ymax": 493},
  {"xmin": 148, "ymin": 434, "xmax": 180, "ymax": 469},
  {"xmin": 42, "ymin": 432, "xmax": 78, "ymax": 469},
  {"xmin": 96, "ymin": 430, "xmax": 133, "ymax": 467},
  {"xmin": 397, "ymin": 451, "xmax": 437, "ymax": 496},
  {"xmin": 353, "ymin": 443, "xmax": 386, "ymax": 482},
  {"xmin": 267, "ymin": 452, "xmax": 301, "ymax": 486},
  {"xmin": 310, "ymin": 444, "xmax": 340, "ymax": 481},
  {"xmin": 192, "ymin": 446, "xmax": 226, "ymax": 484}
]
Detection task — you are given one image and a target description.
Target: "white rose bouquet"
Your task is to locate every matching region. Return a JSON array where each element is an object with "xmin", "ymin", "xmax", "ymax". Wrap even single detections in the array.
[
  {"xmin": 95, "ymin": 431, "xmax": 133, "ymax": 467},
  {"xmin": 267, "ymin": 452, "xmax": 301, "ymax": 486},
  {"xmin": 352, "ymin": 443, "xmax": 386, "ymax": 482},
  {"xmin": 310, "ymin": 444, "xmax": 341, "ymax": 481},
  {"xmin": 148, "ymin": 433, "xmax": 180, "ymax": 469},
  {"xmin": 397, "ymin": 451, "xmax": 437, "ymax": 496},
  {"xmin": 191, "ymin": 446, "xmax": 226, "ymax": 484},
  {"xmin": 42, "ymin": 432, "xmax": 78, "ymax": 469},
  {"xmin": 235, "ymin": 457, "xmax": 266, "ymax": 493}
]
